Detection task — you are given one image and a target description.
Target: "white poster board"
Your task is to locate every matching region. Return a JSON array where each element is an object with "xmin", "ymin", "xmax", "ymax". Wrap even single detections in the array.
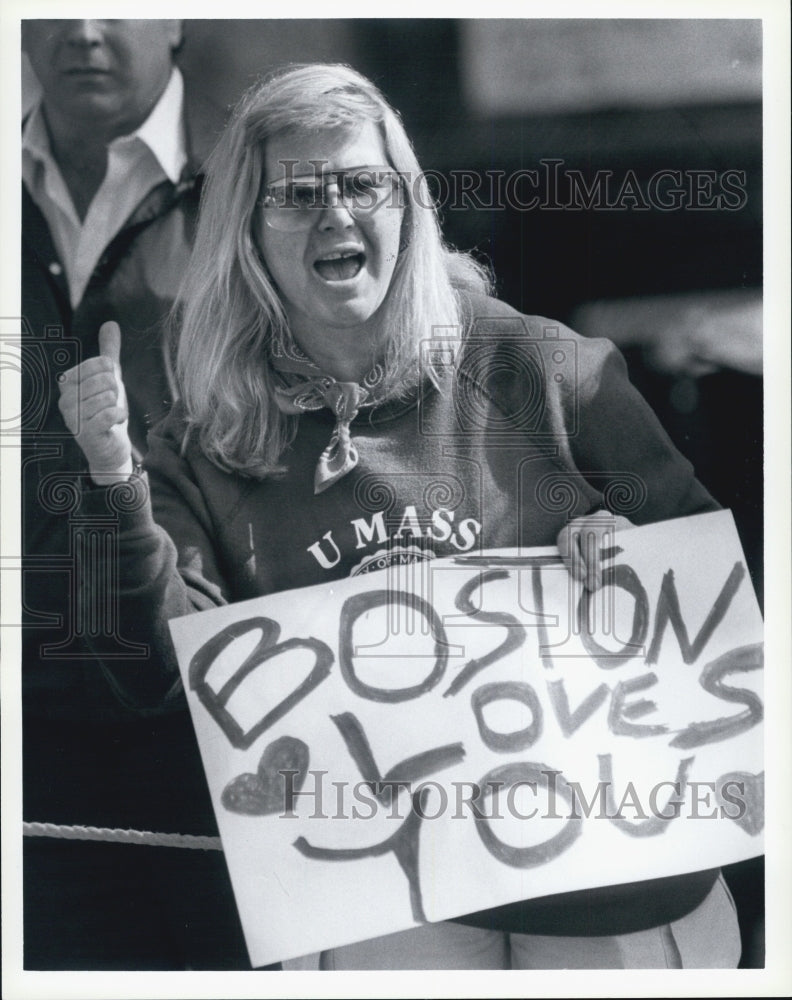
[{"xmin": 169, "ymin": 510, "xmax": 764, "ymax": 968}]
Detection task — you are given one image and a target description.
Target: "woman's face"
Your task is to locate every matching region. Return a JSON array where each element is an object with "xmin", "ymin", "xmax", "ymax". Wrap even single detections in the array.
[{"xmin": 255, "ymin": 122, "xmax": 404, "ymax": 351}]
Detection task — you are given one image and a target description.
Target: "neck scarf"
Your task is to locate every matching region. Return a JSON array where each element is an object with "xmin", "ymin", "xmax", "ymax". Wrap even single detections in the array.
[{"xmin": 270, "ymin": 338, "xmax": 387, "ymax": 494}]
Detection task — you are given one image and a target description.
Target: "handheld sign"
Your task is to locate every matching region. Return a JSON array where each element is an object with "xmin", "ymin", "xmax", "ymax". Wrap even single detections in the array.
[{"xmin": 168, "ymin": 510, "xmax": 763, "ymax": 968}]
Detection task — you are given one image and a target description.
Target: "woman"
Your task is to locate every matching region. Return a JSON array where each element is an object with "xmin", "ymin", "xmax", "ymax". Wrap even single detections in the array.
[{"xmin": 59, "ymin": 63, "xmax": 740, "ymax": 969}]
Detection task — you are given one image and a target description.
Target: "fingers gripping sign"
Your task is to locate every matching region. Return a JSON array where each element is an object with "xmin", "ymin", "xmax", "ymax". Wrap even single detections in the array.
[
  {"xmin": 57, "ymin": 321, "xmax": 134, "ymax": 484},
  {"xmin": 557, "ymin": 509, "xmax": 635, "ymax": 591}
]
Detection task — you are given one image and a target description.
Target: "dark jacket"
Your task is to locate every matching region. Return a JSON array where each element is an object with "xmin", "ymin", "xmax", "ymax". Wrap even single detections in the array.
[
  {"xmin": 21, "ymin": 150, "xmax": 202, "ymax": 718},
  {"xmin": 20, "ymin": 115, "xmax": 216, "ymax": 837}
]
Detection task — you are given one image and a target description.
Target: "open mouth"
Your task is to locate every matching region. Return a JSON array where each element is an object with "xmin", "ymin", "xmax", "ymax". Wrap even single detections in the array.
[{"xmin": 313, "ymin": 251, "xmax": 365, "ymax": 282}]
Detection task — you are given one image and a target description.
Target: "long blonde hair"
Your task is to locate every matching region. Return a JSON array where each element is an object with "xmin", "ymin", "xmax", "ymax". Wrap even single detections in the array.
[{"xmin": 174, "ymin": 63, "xmax": 491, "ymax": 478}]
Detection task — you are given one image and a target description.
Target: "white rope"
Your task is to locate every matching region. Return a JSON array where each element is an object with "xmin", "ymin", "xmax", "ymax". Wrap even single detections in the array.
[{"xmin": 23, "ymin": 821, "xmax": 223, "ymax": 851}]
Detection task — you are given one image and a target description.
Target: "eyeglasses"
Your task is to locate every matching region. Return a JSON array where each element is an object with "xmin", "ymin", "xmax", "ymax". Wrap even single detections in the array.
[{"xmin": 259, "ymin": 165, "xmax": 402, "ymax": 231}]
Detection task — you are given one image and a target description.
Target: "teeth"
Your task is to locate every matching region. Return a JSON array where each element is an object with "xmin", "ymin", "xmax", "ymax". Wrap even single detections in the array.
[{"xmin": 320, "ymin": 250, "xmax": 361, "ymax": 261}]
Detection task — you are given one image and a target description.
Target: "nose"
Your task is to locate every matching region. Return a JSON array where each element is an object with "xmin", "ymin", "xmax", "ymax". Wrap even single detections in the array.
[
  {"xmin": 318, "ymin": 204, "xmax": 356, "ymax": 231},
  {"xmin": 65, "ymin": 20, "xmax": 104, "ymax": 47},
  {"xmin": 317, "ymin": 180, "xmax": 356, "ymax": 231}
]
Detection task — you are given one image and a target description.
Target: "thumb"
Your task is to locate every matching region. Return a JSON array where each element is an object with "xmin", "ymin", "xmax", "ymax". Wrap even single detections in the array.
[
  {"xmin": 98, "ymin": 320, "xmax": 128, "ymax": 417},
  {"xmin": 98, "ymin": 321, "xmax": 122, "ymax": 365}
]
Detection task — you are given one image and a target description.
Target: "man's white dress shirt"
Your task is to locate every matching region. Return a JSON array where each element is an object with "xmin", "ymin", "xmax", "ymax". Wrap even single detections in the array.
[{"xmin": 22, "ymin": 68, "xmax": 187, "ymax": 308}]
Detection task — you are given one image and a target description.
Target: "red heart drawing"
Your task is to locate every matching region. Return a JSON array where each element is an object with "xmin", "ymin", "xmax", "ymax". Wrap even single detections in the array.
[
  {"xmin": 222, "ymin": 735, "xmax": 309, "ymax": 816},
  {"xmin": 715, "ymin": 770, "xmax": 764, "ymax": 836}
]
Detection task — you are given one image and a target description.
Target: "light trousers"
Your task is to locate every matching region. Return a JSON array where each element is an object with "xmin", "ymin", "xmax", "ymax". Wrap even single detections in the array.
[{"xmin": 282, "ymin": 873, "xmax": 740, "ymax": 970}]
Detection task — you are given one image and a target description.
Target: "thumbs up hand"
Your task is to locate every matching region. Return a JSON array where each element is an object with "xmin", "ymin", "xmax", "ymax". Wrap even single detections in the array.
[{"xmin": 58, "ymin": 321, "xmax": 134, "ymax": 484}]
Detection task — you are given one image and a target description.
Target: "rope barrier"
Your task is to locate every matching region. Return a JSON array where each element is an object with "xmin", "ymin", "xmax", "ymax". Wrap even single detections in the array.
[{"xmin": 23, "ymin": 821, "xmax": 223, "ymax": 851}]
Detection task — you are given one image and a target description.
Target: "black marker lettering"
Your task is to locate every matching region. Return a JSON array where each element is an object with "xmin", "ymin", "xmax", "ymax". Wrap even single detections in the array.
[
  {"xmin": 532, "ymin": 564, "xmax": 554, "ymax": 669},
  {"xmin": 295, "ymin": 713, "xmax": 465, "ymax": 923},
  {"xmin": 577, "ymin": 565, "xmax": 649, "ymax": 668},
  {"xmin": 189, "ymin": 617, "xmax": 333, "ymax": 749},
  {"xmin": 295, "ymin": 787, "xmax": 431, "ymax": 922},
  {"xmin": 471, "ymin": 681, "xmax": 543, "ymax": 753},
  {"xmin": 647, "ymin": 562, "xmax": 746, "ymax": 665},
  {"xmin": 330, "ymin": 711, "xmax": 465, "ymax": 807},
  {"xmin": 474, "ymin": 762, "xmax": 582, "ymax": 866},
  {"xmin": 546, "ymin": 677, "xmax": 610, "ymax": 737},
  {"xmin": 670, "ymin": 643, "xmax": 763, "ymax": 749},
  {"xmin": 444, "ymin": 570, "xmax": 526, "ymax": 696},
  {"xmin": 599, "ymin": 753, "xmax": 693, "ymax": 836},
  {"xmin": 339, "ymin": 590, "xmax": 449, "ymax": 701},
  {"xmin": 608, "ymin": 672, "xmax": 668, "ymax": 737}
]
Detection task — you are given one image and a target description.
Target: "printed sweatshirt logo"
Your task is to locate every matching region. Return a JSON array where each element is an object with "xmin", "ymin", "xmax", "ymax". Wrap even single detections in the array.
[{"xmin": 307, "ymin": 505, "xmax": 482, "ymax": 572}]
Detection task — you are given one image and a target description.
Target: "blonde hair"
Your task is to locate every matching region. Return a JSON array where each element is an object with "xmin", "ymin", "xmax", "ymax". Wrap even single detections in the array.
[{"xmin": 174, "ymin": 63, "xmax": 491, "ymax": 478}]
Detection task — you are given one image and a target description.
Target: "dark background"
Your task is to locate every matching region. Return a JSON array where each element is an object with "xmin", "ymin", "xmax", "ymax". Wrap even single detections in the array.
[
  {"xmin": 22, "ymin": 16, "xmax": 766, "ymax": 969},
  {"xmin": 159, "ymin": 18, "xmax": 763, "ymax": 606},
  {"xmin": 24, "ymin": 18, "xmax": 762, "ymax": 595}
]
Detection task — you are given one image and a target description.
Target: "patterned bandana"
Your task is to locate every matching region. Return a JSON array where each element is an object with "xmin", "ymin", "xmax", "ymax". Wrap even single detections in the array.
[{"xmin": 270, "ymin": 338, "xmax": 388, "ymax": 494}]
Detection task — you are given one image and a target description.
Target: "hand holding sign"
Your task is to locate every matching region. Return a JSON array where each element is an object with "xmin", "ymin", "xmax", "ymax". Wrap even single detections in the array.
[
  {"xmin": 57, "ymin": 321, "xmax": 134, "ymax": 484},
  {"xmin": 557, "ymin": 509, "xmax": 635, "ymax": 591}
]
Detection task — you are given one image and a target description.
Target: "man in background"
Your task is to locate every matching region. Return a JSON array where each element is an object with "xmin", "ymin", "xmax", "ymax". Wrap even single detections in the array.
[{"xmin": 21, "ymin": 19, "xmax": 253, "ymax": 969}]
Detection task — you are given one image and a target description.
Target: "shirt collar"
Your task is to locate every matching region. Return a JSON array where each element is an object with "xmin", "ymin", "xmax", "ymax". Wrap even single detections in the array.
[
  {"xmin": 22, "ymin": 66, "xmax": 187, "ymax": 186},
  {"xmin": 124, "ymin": 67, "xmax": 186, "ymax": 184},
  {"xmin": 21, "ymin": 100, "xmax": 52, "ymax": 170}
]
